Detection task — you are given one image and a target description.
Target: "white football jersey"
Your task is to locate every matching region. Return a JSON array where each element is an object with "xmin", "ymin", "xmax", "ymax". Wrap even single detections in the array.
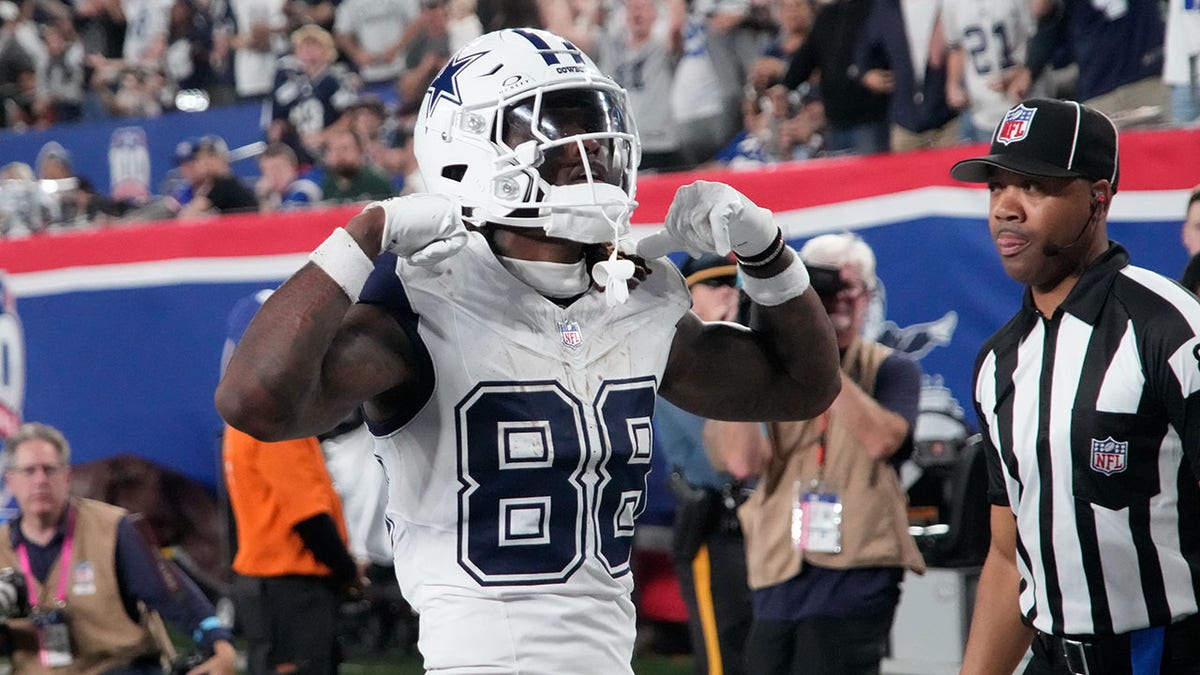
[
  {"xmin": 942, "ymin": 0, "xmax": 1035, "ymax": 131},
  {"xmin": 364, "ymin": 232, "xmax": 690, "ymax": 674}
]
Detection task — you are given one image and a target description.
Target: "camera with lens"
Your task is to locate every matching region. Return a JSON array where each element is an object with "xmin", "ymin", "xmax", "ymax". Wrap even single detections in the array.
[
  {"xmin": 168, "ymin": 651, "xmax": 208, "ymax": 675},
  {"xmin": 0, "ymin": 567, "xmax": 29, "ymax": 620},
  {"xmin": 805, "ymin": 263, "xmax": 847, "ymax": 297}
]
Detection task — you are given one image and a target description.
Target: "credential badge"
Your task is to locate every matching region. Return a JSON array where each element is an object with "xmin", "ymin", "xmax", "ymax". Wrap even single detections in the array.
[
  {"xmin": 559, "ymin": 320, "xmax": 583, "ymax": 350},
  {"xmin": 72, "ymin": 561, "xmax": 97, "ymax": 595},
  {"xmin": 1090, "ymin": 436, "xmax": 1128, "ymax": 476},
  {"xmin": 996, "ymin": 104, "xmax": 1037, "ymax": 145}
]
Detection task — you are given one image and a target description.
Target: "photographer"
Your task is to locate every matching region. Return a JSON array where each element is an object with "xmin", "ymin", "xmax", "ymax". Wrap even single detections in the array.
[
  {"xmin": 0, "ymin": 423, "xmax": 235, "ymax": 674},
  {"xmin": 707, "ymin": 233, "xmax": 925, "ymax": 675}
]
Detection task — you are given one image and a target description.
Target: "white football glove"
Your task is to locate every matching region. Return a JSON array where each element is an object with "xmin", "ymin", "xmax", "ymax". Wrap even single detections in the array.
[
  {"xmin": 365, "ymin": 193, "xmax": 469, "ymax": 266},
  {"xmin": 637, "ymin": 181, "xmax": 778, "ymax": 259}
]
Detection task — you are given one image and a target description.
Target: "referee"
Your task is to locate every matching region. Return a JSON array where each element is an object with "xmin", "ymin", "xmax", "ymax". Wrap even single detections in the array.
[{"xmin": 951, "ymin": 98, "xmax": 1200, "ymax": 675}]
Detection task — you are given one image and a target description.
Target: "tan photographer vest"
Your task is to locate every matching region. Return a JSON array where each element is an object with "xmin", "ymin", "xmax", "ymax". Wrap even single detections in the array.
[
  {"xmin": 739, "ymin": 338, "xmax": 926, "ymax": 590},
  {"xmin": 0, "ymin": 498, "xmax": 165, "ymax": 674}
]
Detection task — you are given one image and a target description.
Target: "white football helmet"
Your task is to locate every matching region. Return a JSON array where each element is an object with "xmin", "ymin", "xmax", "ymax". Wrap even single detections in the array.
[{"xmin": 414, "ymin": 28, "xmax": 641, "ymax": 245}]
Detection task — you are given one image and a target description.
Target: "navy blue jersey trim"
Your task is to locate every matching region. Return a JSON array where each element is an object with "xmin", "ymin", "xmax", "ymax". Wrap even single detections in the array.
[{"xmin": 358, "ymin": 253, "xmax": 435, "ymax": 435}]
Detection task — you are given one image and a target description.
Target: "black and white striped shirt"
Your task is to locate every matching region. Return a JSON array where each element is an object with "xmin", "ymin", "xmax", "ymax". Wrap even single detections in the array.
[{"xmin": 975, "ymin": 243, "xmax": 1200, "ymax": 637}]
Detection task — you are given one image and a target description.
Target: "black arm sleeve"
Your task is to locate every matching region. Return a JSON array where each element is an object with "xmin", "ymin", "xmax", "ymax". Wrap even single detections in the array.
[
  {"xmin": 292, "ymin": 513, "xmax": 357, "ymax": 585},
  {"xmin": 1023, "ymin": 7, "xmax": 1067, "ymax": 80},
  {"xmin": 782, "ymin": 36, "xmax": 819, "ymax": 90}
]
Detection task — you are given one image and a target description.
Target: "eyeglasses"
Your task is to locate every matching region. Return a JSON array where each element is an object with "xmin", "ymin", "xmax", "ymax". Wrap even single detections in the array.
[
  {"xmin": 817, "ymin": 280, "xmax": 871, "ymax": 300},
  {"xmin": 6, "ymin": 463, "xmax": 65, "ymax": 478}
]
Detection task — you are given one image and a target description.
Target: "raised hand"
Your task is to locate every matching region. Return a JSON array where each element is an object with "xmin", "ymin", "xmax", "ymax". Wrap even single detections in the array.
[
  {"xmin": 366, "ymin": 193, "xmax": 469, "ymax": 266},
  {"xmin": 638, "ymin": 181, "xmax": 779, "ymax": 260}
]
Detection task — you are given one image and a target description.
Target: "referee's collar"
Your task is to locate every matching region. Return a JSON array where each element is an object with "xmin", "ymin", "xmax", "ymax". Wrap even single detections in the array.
[{"xmin": 1021, "ymin": 242, "xmax": 1128, "ymax": 325}]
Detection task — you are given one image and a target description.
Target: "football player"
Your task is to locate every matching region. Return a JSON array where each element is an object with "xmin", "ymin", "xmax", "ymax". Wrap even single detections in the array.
[{"xmin": 216, "ymin": 27, "xmax": 840, "ymax": 675}]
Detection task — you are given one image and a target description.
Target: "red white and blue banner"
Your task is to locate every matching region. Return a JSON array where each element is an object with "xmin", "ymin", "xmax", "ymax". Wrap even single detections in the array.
[{"xmin": 1, "ymin": 130, "xmax": 1197, "ymax": 488}]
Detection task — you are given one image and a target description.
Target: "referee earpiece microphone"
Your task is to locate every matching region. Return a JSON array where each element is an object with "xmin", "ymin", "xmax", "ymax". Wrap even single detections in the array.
[{"xmin": 1043, "ymin": 191, "xmax": 1105, "ymax": 257}]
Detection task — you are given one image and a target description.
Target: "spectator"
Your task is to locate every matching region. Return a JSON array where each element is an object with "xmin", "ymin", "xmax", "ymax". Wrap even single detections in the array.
[
  {"xmin": 656, "ymin": 253, "xmax": 755, "ymax": 675},
  {"xmin": 331, "ymin": 0, "xmax": 415, "ymax": 84},
  {"xmin": 221, "ymin": 291, "xmax": 362, "ymax": 675},
  {"xmin": 942, "ymin": 0, "xmax": 1035, "ymax": 142},
  {"xmin": 1164, "ymin": 0, "xmax": 1200, "ymax": 126},
  {"xmin": 269, "ymin": 24, "xmax": 359, "ymax": 164},
  {"xmin": 89, "ymin": 63, "xmax": 166, "ymax": 117},
  {"xmin": 671, "ymin": 1, "xmax": 741, "ymax": 168},
  {"xmin": 596, "ymin": 0, "xmax": 684, "ymax": 172},
  {"xmin": 704, "ymin": 0, "xmax": 775, "ymax": 126},
  {"xmin": 1, "ymin": 60, "xmax": 36, "ymax": 128},
  {"xmin": 317, "ymin": 127, "xmax": 393, "ymax": 204},
  {"xmin": 70, "ymin": 0, "xmax": 125, "ymax": 67},
  {"xmin": 0, "ymin": 161, "xmax": 46, "ymax": 235},
  {"xmin": 1007, "ymin": 0, "xmax": 1167, "ymax": 127},
  {"xmin": 345, "ymin": 92, "xmax": 388, "ymax": 161},
  {"xmin": 711, "ymin": 83, "xmax": 824, "ymax": 167},
  {"xmin": 374, "ymin": 117, "xmax": 424, "ymax": 195},
  {"xmin": 228, "ymin": 0, "xmax": 287, "ymax": 97},
  {"xmin": 1181, "ymin": 184, "xmax": 1200, "ymax": 265},
  {"xmin": 202, "ymin": 0, "xmax": 237, "ymax": 106},
  {"xmin": 35, "ymin": 141, "xmax": 122, "ymax": 227},
  {"xmin": 856, "ymin": 0, "xmax": 960, "ymax": 151},
  {"xmin": 781, "ymin": 0, "xmax": 890, "ymax": 156},
  {"xmin": 710, "ymin": 232, "xmax": 925, "ymax": 675},
  {"xmin": 446, "ymin": 0, "xmax": 482, "ymax": 52},
  {"xmin": 0, "ymin": 1, "xmax": 38, "ymax": 129},
  {"xmin": 393, "ymin": 0, "xmax": 452, "ymax": 114},
  {"xmin": 0, "ymin": 422, "xmax": 237, "ymax": 674},
  {"xmin": 473, "ymin": 0, "xmax": 538, "ymax": 32},
  {"xmin": 172, "ymin": 134, "xmax": 258, "ymax": 218},
  {"xmin": 35, "ymin": 19, "xmax": 86, "ymax": 124},
  {"xmin": 35, "ymin": 141, "xmax": 78, "ymax": 227},
  {"xmin": 119, "ymin": 0, "xmax": 173, "ymax": 71},
  {"xmin": 748, "ymin": 0, "xmax": 815, "ymax": 93},
  {"xmin": 163, "ymin": 0, "xmax": 219, "ymax": 100},
  {"xmin": 282, "ymin": 0, "xmax": 335, "ymax": 33},
  {"xmin": 255, "ymin": 141, "xmax": 322, "ymax": 211}
]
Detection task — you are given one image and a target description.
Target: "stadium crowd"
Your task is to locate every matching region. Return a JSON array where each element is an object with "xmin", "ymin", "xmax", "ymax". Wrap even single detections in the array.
[{"xmin": 0, "ymin": 0, "xmax": 1196, "ymax": 235}]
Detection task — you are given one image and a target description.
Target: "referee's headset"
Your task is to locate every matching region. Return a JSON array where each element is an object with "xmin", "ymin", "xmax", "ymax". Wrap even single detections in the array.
[{"xmin": 1042, "ymin": 190, "xmax": 1107, "ymax": 257}]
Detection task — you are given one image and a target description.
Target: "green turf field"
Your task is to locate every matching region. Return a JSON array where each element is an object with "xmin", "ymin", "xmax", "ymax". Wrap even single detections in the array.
[{"xmin": 339, "ymin": 653, "xmax": 693, "ymax": 675}]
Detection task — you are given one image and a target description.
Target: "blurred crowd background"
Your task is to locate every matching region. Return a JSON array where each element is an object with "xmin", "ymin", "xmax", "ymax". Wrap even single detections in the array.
[{"xmin": 0, "ymin": 0, "xmax": 1196, "ymax": 236}]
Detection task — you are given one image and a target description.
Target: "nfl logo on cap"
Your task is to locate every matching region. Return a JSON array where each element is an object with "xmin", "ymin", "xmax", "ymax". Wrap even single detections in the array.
[{"xmin": 996, "ymin": 104, "xmax": 1036, "ymax": 145}]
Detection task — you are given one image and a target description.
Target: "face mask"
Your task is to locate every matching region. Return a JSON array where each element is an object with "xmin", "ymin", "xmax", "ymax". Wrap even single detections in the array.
[{"xmin": 497, "ymin": 255, "xmax": 591, "ymax": 299}]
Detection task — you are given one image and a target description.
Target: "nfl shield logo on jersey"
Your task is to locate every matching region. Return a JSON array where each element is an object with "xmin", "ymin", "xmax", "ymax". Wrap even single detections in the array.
[
  {"xmin": 1090, "ymin": 437, "xmax": 1128, "ymax": 475},
  {"xmin": 559, "ymin": 320, "xmax": 584, "ymax": 350},
  {"xmin": 996, "ymin": 104, "xmax": 1037, "ymax": 145}
]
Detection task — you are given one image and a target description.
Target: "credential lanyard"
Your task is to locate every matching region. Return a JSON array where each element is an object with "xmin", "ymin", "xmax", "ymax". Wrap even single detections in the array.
[
  {"xmin": 814, "ymin": 414, "xmax": 829, "ymax": 478},
  {"xmin": 17, "ymin": 507, "xmax": 76, "ymax": 607}
]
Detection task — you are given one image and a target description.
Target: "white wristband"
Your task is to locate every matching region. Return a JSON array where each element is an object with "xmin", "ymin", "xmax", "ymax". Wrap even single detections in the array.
[
  {"xmin": 739, "ymin": 253, "xmax": 811, "ymax": 307},
  {"xmin": 309, "ymin": 227, "xmax": 375, "ymax": 303}
]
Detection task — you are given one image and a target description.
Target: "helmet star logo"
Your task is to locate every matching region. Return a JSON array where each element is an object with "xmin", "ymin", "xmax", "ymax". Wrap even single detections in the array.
[{"xmin": 427, "ymin": 50, "xmax": 487, "ymax": 114}]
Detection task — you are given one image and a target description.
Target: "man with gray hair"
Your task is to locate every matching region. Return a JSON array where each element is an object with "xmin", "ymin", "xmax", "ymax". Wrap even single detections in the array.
[
  {"xmin": 707, "ymin": 232, "xmax": 925, "ymax": 675},
  {"xmin": 0, "ymin": 422, "xmax": 236, "ymax": 673}
]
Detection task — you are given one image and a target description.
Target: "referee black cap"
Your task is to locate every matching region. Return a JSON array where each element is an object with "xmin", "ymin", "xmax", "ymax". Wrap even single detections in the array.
[{"xmin": 950, "ymin": 98, "xmax": 1120, "ymax": 192}]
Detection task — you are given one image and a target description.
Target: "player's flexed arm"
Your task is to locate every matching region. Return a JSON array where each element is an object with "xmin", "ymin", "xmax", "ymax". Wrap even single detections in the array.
[
  {"xmin": 215, "ymin": 195, "xmax": 467, "ymax": 441},
  {"xmin": 649, "ymin": 181, "xmax": 841, "ymax": 422}
]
